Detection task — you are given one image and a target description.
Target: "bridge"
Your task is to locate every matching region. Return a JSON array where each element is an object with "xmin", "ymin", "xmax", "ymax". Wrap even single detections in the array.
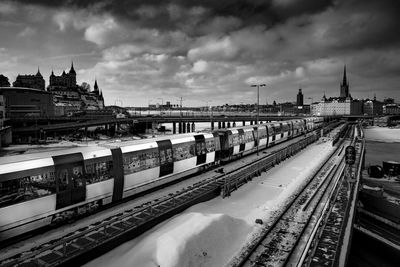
[{"xmin": 10, "ymin": 115, "xmax": 338, "ymax": 138}]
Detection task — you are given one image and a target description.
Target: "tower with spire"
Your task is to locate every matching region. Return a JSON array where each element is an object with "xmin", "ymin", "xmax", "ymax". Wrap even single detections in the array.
[
  {"xmin": 47, "ymin": 61, "xmax": 105, "ymax": 110},
  {"xmin": 36, "ymin": 67, "xmax": 42, "ymax": 77},
  {"xmin": 48, "ymin": 61, "xmax": 77, "ymax": 90},
  {"xmin": 340, "ymin": 65, "xmax": 350, "ymax": 98},
  {"xmin": 296, "ymin": 87, "xmax": 304, "ymax": 106},
  {"xmin": 94, "ymin": 79, "xmax": 99, "ymax": 93},
  {"xmin": 91, "ymin": 79, "xmax": 104, "ymax": 109},
  {"xmin": 12, "ymin": 67, "xmax": 45, "ymax": 90},
  {"xmin": 68, "ymin": 61, "xmax": 76, "ymax": 87}
]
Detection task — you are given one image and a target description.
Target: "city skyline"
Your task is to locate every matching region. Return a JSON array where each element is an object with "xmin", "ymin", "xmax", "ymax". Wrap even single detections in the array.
[{"xmin": 0, "ymin": 0, "xmax": 399, "ymax": 106}]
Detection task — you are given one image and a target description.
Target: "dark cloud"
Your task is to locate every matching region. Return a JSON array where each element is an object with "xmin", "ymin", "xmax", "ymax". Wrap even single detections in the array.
[
  {"xmin": 1, "ymin": 0, "xmax": 400, "ymax": 105},
  {"xmin": 11, "ymin": 0, "xmax": 333, "ymax": 31}
]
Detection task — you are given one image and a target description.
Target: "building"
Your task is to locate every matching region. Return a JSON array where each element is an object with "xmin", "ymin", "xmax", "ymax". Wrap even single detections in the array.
[
  {"xmin": 311, "ymin": 66, "xmax": 362, "ymax": 116},
  {"xmin": 0, "ymin": 74, "xmax": 10, "ymax": 87},
  {"xmin": 363, "ymin": 96, "xmax": 383, "ymax": 116},
  {"xmin": 0, "ymin": 92, "xmax": 5, "ymax": 128},
  {"xmin": 48, "ymin": 63, "xmax": 104, "ymax": 113},
  {"xmin": 296, "ymin": 88, "xmax": 304, "ymax": 106},
  {"xmin": 48, "ymin": 62, "xmax": 77, "ymax": 90},
  {"xmin": 12, "ymin": 68, "xmax": 45, "ymax": 90},
  {"xmin": 88, "ymin": 80, "xmax": 104, "ymax": 109},
  {"xmin": 312, "ymin": 97, "xmax": 363, "ymax": 116},
  {"xmin": 0, "ymin": 87, "xmax": 55, "ymax": 118},
  {"xmin": 0, "ymin": 91, "xmax": 12, "ymax": 147},
  {"xmin": 383, "ymin": 104, "xmax": 400, "ymax": 115}
]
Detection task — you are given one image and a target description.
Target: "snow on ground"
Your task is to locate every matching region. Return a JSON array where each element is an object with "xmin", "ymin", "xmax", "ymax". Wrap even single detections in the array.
[
  {"xmin": 364, "ymin": 127, "xmax": 400, "ymax": 143},
  {"xmin": 85, "ymin": 139, "xmax": 335, "ymax": 267}
]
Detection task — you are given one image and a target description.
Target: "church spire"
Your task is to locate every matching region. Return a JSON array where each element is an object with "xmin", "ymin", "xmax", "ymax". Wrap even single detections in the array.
[
  {"xmin": 36, "ymin": 67, "xmax": 42, "ymax": 77},
  {"xmin": 94, "ymin": 79, "xmax": 99, "ymax": 91},
  {"xmin": 69, "ymin": 61, "xmax": 76, "ymax": 75},
  {"xmin": 342, "ymin": 65, "xmax": 348, "ymax": 86}
]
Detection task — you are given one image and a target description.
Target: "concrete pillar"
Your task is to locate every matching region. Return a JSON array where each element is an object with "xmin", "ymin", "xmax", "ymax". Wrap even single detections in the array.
[
  {"xmin": 218, "ymin": 122, "xmax": 221, "ymax": 129},
  {"xmin": 211, "ymin": 121, "xmax": 214, "ymax": 131},
  {"xmin": 227, "ymin": 122, "xmax": 231, "ymax": 128},
  {"xmin": 222, "ymin": 121, "xmax": 226, "ymax": 128},
  {"xmin": 187, "ymin": 123, "xmax": 191, "ymax": 133},
  {"xmin": 173, "ymin": 122, "xmax": 176, "ymax": 134},
  {"xmin": 191, "ymin": 122, "xmax": 195, "ymax": 132}
]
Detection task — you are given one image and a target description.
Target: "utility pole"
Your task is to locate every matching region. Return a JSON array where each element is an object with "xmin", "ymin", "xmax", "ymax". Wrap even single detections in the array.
[
  {"xmin": 179, "ymin": 97, "xmax": 183, "ymax": 117},
  {"xmin": 251, "ymin": 84, "xmax": 266, "ymax": 156}
]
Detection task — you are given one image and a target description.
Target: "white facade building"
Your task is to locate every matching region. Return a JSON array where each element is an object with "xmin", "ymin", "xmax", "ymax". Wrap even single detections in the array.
[{"xmin": 311, "ymin": 98, "xmax": 363, "ymax": 116}]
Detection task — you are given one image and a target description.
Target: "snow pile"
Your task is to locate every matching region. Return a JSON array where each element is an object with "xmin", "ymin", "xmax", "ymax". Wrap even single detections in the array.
[
  {"xmin": 364, "ymin": 127, "xmax": 400, "ymax": 142},
  {"xmin": 362, "ymin": 185, "xmax": 382, "ymax": 191},
  {"xmin": 85, "ymin": 213, "xmax": 251, "ymax": 267},
  {"xmin": 156, "ymin": 213, "xmax": 251, "ymax": 267}
]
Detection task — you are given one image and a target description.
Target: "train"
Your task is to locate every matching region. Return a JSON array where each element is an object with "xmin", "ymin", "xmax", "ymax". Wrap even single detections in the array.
[{"xmin": 0, "ymin": 117, "xmax": 324, "ymax": 241}]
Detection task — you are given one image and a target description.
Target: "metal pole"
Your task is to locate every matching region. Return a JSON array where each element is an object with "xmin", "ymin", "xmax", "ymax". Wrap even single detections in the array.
[
  {"xmin": 257, "ymin": 85, "xmax": 259, "ymax": 155},
  {"xmin": 251, "ymin": 84, "xmax": 265, "ymax": 156}
]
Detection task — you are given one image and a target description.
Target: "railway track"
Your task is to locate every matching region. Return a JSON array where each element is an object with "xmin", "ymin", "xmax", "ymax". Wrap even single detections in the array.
[
  {"xmin": 301, "ymin": 126, "xmax": 365, "ymax": 267},
  {"xmin": 235, "ymin": 125, "xmax": 352, "ymax": 267},
  {"xmin": 0, "ymin": 124, "xmax": 342, "ymax": 267}
]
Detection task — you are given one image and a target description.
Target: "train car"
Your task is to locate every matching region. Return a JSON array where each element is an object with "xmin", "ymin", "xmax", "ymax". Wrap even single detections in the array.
[
  {"xmin": 0, "ymin": 132, "xmax": 221, "ymax": 241},
  {"xmin": 292, "ymin": 119, "xmax": 307, "ymax": 136},
  {"xmin": 313, "ymin": 116, "xmax": 324, "ymax": 128},
  {"xmin": 0, "ymin": 146, "xmax": 111, "ymax": 241},
  {"xmin": 112, "ymin": 132, "xmax": 221, "ymax": 199},
  {"xmin": 218, "ymin": 124, "xmax": 269, "ymax": 161},
  {"xmin": 218, "ymin": 117, "xmax": 322, "ymax": 161},
  {"xmin": 264, "ymin": 121, "xmax": 291, "ymax": 146}
]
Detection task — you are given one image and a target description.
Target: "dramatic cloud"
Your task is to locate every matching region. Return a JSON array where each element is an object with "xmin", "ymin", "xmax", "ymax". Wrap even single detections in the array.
[{"xmin": 0, "ymin": 0, "xmax": 399, "ymax": 106}]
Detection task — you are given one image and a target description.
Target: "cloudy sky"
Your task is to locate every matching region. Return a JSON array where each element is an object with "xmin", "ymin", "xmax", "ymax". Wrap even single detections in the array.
[{"xmin": 0, "ymin": 0, "xmax": 399, "ymax": 107}]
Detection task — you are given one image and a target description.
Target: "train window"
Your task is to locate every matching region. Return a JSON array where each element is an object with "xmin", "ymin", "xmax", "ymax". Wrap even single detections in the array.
[
  {"xmin": 205, "ymin": 139, "xmax": 215, "ymax": 152},
  {"xmin": 173, "ymin": 142, "xmax": 195, "ymax": 161},
  {"xmin": 268, "ymin": 126, "xmax": 275, "ymax": 136},
  {"xmin": 214, "ymin": 137, "xmax": 221, "ymax": 151},
  {"xmin": 71, "ymin": 166, "xmax": 84, "ymax": 188},
  {"xmin": 160, "ymin": 148, "xmax": 173, "ymax": 165},
  {"xmin": 229, "ymin": 133, "xmax": 239, "ymax": 146},
  {"xmin": 238, "ymin": 133, "xmax": 244, "ymax": 144},
  {"xmin": 259, "ymin": 128, "xmax": 267, "ymax": 139},
  {"xmin": 57, "ymin": 169, "xmax": 69, "ymax": 191},
  {"xmin": 165, "ymin": 148, "xmax": 173, "ymax": 163},
  {"xmin": 245, "ymin": 131, "xmax": 254, "ymax": 142},
  {"xmin": 0, "ymin": 171, "xmax": 55, "ymax": 208},
  {"xmin": 196, "ymin": 141, "xmax": 207, "ymax": 155},
  {"xmin": 85, "ymin": 159, "xmax": 113, "ymax": 184},
  {"xmin": 122, "ymin": 149, "xmax": 159, "ymax": 175},
  {"xmin": 282, "ymin": 123, "xmax": 289, "ymax": 132}
]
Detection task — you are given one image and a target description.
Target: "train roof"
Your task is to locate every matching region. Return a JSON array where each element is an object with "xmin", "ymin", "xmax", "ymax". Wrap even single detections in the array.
[
  {"xmin": 0, "ymin": 145, "xmax": 106, "ymax": 165},
  {"xmin": 102, "ymin": 132, "xmax": 212, "ymax": 149},
  {"xmin": 0, "ymin": 132, "xmax": 217, "ymax": 165}
]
